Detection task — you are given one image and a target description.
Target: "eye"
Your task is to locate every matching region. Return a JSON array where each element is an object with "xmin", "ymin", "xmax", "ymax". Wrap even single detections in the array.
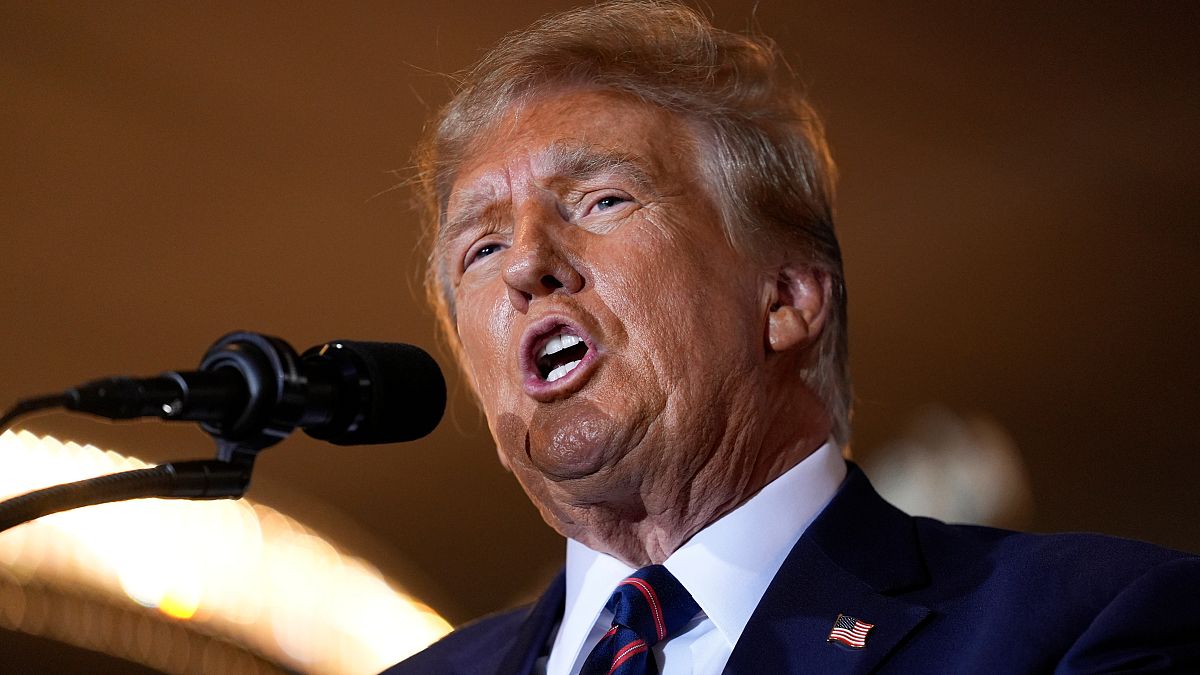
[
  {"xmin": 586, "ymin": 192, "xmax": 632, "ymax": 215},
  {"xmin": 464, "ymin": 242, "xmax": 504, "ymax": 270}
]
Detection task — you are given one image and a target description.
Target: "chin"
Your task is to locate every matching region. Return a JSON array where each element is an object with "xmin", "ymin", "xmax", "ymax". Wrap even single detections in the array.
[{"xmin": 523, "ymin": 398, "xmax": 625, "ymax": 480}]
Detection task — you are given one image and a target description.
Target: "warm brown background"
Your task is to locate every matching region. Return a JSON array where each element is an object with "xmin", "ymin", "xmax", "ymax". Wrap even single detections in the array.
[{"xmin": 2, "ymin": 1, "xmax": 1197, "ymax": 631}]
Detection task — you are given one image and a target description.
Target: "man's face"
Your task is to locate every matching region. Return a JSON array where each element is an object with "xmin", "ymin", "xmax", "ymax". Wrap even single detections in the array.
[{"xmin": 440, "ymin": 89, "xmax": 773, "ymax": 531}]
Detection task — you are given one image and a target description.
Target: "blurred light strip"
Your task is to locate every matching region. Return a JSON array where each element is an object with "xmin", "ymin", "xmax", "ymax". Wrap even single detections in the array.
[{"xmin": 0, "ymin": 430, "xmax": 450, "ymax": 674}]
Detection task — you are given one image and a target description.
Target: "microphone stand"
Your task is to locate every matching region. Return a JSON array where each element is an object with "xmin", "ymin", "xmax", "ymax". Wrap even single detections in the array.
[{"xmin": 0, "ymin": 432, "xmax": 278, "ymax": 535}]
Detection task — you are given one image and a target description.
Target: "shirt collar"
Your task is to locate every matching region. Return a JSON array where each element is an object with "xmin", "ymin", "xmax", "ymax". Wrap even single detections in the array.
[{"xmin": 549, "ymin": 441, "xmax": 847, "ymax": 670}]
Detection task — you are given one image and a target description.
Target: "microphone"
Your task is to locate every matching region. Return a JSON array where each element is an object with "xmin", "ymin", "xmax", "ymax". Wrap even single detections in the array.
[
  {"xmin": 0, "ymin": 332, "xmax": 446, "ymax": 532},
  {"xmin": 62, "ymin": 332, "xmax": 446, "ymax": 445}
]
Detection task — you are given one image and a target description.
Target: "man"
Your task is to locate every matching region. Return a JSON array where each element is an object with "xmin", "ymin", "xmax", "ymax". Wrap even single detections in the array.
[{"xmin": 387, "ymin": 2, "xmax": 1199, "ymax": 673}]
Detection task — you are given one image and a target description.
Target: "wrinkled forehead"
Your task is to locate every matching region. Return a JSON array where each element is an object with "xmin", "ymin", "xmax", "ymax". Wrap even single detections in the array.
[
  {"xmin": 442, "ymin": 89, "xmax": 700, "ymax": 219},
  {"xmin": 441, "ymin": 138, "xmax": 656, "ymax": 242},
  {"xmin": 439, "ymin": 91, "xmax": 704, "ymax": 255}
]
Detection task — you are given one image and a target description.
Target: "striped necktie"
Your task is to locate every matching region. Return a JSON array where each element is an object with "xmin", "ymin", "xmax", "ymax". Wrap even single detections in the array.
[{"xmin": 579, "ymin": 564, "xmax": 700, "ymax": 675}]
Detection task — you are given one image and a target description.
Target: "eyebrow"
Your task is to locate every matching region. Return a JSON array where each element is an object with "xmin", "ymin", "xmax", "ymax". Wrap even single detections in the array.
[
  {"xmin": 541, "ymin": 140, "xmax": 656, "ymax": 196},
  {"xmin": 438, "ymin": 140, "xmax": 657, "ymax": 248}
]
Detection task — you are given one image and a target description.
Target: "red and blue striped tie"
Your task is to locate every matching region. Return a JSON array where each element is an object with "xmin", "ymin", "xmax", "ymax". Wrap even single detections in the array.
[{"xmin": 579, "ymin": 564, "xmax": 700, "ymax": 675}]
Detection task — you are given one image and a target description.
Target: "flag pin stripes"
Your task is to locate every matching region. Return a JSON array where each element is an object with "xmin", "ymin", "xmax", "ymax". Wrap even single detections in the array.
[{"xmin": 827, "ymin": 613, "xmax": 874, "ymax": 649}]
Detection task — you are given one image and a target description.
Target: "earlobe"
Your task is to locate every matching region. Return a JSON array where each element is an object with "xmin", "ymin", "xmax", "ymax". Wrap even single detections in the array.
[{"xmin": 765, "ymin": 265, "xmax": 831, "ymax": 354}]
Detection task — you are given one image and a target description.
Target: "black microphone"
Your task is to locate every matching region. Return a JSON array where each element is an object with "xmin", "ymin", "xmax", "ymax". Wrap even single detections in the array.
[
  {"xmin": 0, "ymin": 332, "xmax": 447, "ymax": 532},
  {"xmin": 62, "ymin": 332, "xmax": 446, "ymax": 445}
]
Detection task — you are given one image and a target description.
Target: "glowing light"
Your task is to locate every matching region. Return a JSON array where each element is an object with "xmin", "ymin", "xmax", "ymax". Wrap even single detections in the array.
[
  {"xmin": 0, "ymin": 430, "xmax": 450, "ymax": 674},
  {"xmin": 159, "ymin": 588, "xmax": 202, "ymax": 620}
]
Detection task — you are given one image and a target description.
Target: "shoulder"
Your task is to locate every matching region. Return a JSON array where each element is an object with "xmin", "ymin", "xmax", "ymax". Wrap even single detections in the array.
[
  {"xmin": 904, "ymin": 518, "xmax": 1200, "ymax": 671},
  {"xmin": 914, "ymin": 517, "xmax": 1195, "ymax": 582},
  {"xmin": 380, "ymin": 607, "xmax": 530, "ymax": 675},
  {"xmin": 911, "ymin": 515, "xmax": 1198, "ymax": 612}
]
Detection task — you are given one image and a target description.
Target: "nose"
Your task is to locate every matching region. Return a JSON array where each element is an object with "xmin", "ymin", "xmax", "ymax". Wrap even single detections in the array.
[{"xmin": 501, "ymin": 202, "xmax": 585, "ymax": 313}]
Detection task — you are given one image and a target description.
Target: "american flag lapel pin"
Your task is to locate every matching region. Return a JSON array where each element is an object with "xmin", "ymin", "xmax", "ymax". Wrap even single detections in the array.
[{"xmin": 827, "ymin": 613, "xmax": 874, "ymax": 649}]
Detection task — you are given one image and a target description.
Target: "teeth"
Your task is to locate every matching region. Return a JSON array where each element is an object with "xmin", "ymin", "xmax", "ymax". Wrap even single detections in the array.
[
  {"xmin": 546, "ymin": 360, "xmax": 582, "ymax": 382},
  {"xmin": 539, "ymin": 332, "xmax": 582, "ymax": 358}
]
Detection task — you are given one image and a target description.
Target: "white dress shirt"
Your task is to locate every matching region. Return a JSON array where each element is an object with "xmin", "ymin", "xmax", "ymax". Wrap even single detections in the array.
[{"xmin": 537, "ymin": 442, "xmax": 847, "ymax": 675}]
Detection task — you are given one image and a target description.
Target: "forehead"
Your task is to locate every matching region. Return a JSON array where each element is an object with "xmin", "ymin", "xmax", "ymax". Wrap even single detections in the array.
[{"xmin": 446, "ymin": 89, "xmax": 700, "ymax": 215}]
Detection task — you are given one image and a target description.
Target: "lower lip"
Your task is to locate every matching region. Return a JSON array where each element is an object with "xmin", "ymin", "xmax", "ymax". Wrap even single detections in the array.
[{"xmin": 523, "ymin": 345, "xmax": 601, "ymax": 401}]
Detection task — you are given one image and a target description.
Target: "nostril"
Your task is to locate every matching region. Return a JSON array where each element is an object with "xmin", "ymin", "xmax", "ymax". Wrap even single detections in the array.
[{"xmin": 541, "ymin": 275, "xmax": 564, "ymax": 290}]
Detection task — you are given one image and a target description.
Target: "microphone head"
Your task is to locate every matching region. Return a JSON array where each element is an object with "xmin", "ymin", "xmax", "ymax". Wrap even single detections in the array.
[{"xmin": 301, "ymin": 340, "xmax": 446, "ymax": 445}]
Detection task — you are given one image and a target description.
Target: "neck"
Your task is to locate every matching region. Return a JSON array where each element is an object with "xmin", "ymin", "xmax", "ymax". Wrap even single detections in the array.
[{"xmin": 548, "ymin": 400, "xmax": 831, "ymax": 567}]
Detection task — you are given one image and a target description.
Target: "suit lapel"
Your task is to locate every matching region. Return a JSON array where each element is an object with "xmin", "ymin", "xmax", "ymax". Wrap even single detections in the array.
[
  {"xmin": 725, "ymin": 464, "xmax": 932, "ymax": 674},
  {"xmin": 470, "ymin": 465, "xmax": 929, "ymax": 674}
]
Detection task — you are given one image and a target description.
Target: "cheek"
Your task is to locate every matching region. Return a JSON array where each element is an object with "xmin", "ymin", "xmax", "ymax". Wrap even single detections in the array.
[
  {"xmin": 601, "ymin": 239, "xmax": 761, "ymax": 385},
  {"xmin": 455, "ymin": 285, "xmax": 517, "ymax": 395}
]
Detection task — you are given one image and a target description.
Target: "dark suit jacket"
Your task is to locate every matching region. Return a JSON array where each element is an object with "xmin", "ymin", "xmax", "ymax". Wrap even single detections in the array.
[{"xmin": 385, "ymin": 465, "xmax": 1200, "ymax": 673}]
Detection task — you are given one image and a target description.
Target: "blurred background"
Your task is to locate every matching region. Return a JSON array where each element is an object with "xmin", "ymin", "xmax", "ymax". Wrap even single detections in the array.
[{"xmin": 1, "ymin": 1, "xmax": 1197, "ymax": 672}]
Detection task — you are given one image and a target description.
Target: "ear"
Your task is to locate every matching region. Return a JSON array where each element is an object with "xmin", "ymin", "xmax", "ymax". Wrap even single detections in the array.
[{"xmin": 765, "ymin": 264, "xmax": 832, "ymax": 354}]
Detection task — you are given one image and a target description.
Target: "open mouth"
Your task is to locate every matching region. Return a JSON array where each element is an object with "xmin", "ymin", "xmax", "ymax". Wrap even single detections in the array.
[
  {"xmin": 520, "ymin": 317, "xmax": 601, "ymax": 400},
  {"xmin": 535, "ymin": 330, "xmax": 589, "ymax": 382}
]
